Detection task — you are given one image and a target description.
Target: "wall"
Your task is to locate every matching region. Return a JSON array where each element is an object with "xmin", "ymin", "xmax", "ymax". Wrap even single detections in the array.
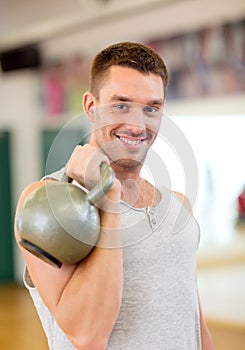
[{"xmin": 0, "ymin": 70, "xmax": 41, "ymax": 282}]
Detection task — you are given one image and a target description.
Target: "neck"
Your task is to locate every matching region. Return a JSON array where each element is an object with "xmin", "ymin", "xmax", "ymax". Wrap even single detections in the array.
[
  {"xmin": 110, "ymin": 162, "xmax": 143, "ymax": 206},
  {"xmin": 111, "ymin": 162, "xmax": 141, "ymax": 184},
  {"xmin": 111, "ymin": 163, "xmax": 161, "ymax": 208}
]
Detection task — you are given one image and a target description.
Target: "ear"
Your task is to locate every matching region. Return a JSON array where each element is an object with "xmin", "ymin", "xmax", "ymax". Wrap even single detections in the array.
[{"xmin": 83, "ymin": 91, "xmax": 96, "ymax": 122}]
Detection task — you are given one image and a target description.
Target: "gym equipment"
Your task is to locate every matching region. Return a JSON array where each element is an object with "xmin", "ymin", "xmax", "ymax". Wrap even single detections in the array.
[{"xmin": 17, "ymin": 162, "xmax": 115, "ymax": 268}]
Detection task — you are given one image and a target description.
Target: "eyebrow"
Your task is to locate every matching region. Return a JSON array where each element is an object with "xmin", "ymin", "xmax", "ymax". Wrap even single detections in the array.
[
  {"xmin": 109, "ymin": 95, "xmax": 164, "ymax": 106},
  {"xmin": 109, "ymin": 95, "xmax": 133, "ymax": 102}
]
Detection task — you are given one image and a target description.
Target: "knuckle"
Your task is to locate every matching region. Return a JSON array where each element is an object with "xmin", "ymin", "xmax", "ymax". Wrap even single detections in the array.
[{"xmin": 65, "ymin": 144, "xmax": 111, "ymax": 189}]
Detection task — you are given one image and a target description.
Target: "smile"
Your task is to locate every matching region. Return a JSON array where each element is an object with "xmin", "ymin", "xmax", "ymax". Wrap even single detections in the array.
[
  {"xmin": 120, "ymin": 136, "xmax": 142, "ymax": 145},
  {"xmin": 115, "ymin": 134, "xmax": 148, "ymax": 151}
]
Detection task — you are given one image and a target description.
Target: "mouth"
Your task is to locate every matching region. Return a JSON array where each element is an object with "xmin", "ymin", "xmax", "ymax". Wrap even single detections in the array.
[{"xmin": 116, "ymin": 134, "xmax": 147, "ymax": 149}]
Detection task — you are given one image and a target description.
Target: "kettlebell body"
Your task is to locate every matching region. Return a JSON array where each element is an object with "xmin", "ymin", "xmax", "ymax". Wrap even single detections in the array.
[{"xmin": 17, "ymin": 163, "xmax": 115, "ymax": 268}]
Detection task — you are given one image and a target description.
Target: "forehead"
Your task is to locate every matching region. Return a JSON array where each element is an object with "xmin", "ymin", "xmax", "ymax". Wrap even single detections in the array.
[{"xmin": 98, "ymin": 66, "xmax": 164, "ymax": 104}]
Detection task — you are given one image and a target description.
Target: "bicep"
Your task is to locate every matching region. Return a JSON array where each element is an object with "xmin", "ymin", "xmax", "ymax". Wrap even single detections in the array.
[{"xmin": 22, "ymin": 245, "xmax": 77, "ymax": 309}]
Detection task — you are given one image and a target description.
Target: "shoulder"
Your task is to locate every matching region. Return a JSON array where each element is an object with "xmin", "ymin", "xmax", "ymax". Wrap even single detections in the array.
[
  {"xmin": 42, "ymin": 167, "xmax": 65, "ymax": 181},
  {"xmin": 17, "ymin": 179, "xmax": 56, "ymax": 210},
  {"xmin": 173, "ymin": 191, "xmax": 192, "ymax": 212},
  {"xmin": 15, "ymin": 180, "xmax": 56, "ymax": 239},
  {"xmin": 16, "ymin": 181, "xmax": 46, "ymax": 211}
]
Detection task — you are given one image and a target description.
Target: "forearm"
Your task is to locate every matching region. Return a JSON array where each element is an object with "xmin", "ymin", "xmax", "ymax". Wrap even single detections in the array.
[
  {"xmin": 54, "ymin": 205, "xmax": 123, "ymax": 349},
  {"xmin": 199, "ymin": 296, "xmax": 216, "ymax": 350},
  {"xmin": 200, "ymin": 319, "xmax": 216, "ymax": 350}
]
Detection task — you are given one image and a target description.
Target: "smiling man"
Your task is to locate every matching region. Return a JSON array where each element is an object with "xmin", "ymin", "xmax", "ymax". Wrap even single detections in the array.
[{"xmin": 15, "ymin": 42, "xmax": 215, "ymax": 349}]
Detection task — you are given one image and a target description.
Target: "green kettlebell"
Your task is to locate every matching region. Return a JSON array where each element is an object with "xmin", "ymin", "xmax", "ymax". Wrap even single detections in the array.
[{"xmin": 17, "ymin": 162, "xmax": 115, "ymax": 268}]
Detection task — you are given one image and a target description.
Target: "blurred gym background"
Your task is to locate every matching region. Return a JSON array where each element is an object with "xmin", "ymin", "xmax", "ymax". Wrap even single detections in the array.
[{"xmin": 0, "ymin": 0, "xmax": 244, "ymax": 349}]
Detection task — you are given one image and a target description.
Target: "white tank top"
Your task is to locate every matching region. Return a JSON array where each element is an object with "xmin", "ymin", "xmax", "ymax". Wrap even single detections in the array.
[{"xmin": 24, "ymin": 168, "xmax": 201, "ymax": 350}]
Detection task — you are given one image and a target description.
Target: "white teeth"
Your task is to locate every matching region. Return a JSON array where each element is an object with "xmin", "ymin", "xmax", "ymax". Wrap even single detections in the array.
[{"xmin": 120, "ymin": 137, "xmax": 142, "ymax": 145}]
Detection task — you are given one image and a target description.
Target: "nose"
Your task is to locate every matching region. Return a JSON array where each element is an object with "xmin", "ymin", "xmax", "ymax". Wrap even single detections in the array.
[{"xmin": 124, "ymin": 107, "xmax": 146, "ymax": 134}]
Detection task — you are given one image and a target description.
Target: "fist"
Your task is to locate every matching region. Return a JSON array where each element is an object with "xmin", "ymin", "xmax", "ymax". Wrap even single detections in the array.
[
  {"xmin": 65, "ymin": 144, "xmax": 110, "ymax": 190},
  {"xmin": 65, "ymin": 144, "xmax": 121, "ymax": 211}
]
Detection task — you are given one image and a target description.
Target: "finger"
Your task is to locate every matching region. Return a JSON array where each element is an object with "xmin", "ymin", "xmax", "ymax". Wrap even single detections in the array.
[{"xmin": 65, "ymin": 145, "xmax": 109, "ymax": 189}]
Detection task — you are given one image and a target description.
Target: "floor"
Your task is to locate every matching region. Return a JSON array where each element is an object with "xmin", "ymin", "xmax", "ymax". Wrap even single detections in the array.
[
  {"xmin": 0, "ymin": 280, "xmax": 245, "ymax": 350},
  {"xmin": 198, "ymin": 264, "xmax": 245, "ymax": 350},
  {"xmin": 197, "ymin": 228, "xmax": 245, "ymax": 350},
  {"xmin": 0, "ymin": 283, "xmax": 48, "ymax": 350}
]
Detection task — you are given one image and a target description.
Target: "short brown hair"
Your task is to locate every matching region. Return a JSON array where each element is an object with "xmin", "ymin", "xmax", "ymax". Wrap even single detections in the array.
[{"xmin": 89, "ymin": 42, "xmax": 169, "ymax": 99}]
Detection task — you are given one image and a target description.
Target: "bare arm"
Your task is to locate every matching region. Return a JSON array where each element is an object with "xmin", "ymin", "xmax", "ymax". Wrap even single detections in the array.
[
  {"xmin": 199, "ymin": 299, "xmax": 216, "ymax": 350},
  {"xmin": 15, "ymin": 147, "xmax": 123, "ymax": 350}
]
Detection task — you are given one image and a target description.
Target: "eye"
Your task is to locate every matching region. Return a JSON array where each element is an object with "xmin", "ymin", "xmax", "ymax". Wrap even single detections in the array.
[
  {"xmin": 112, "ymin": 103, "xmax": 129, "ymax": 112},
  {"xmin": 143, "ymin": 105, "xmax": 160, "ymax": 117}
]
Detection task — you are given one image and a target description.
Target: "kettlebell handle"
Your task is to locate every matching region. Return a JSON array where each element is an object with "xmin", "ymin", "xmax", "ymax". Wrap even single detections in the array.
[{"xmin": 61, "ymin": 162, "xmax": 115, "ymax": 204}]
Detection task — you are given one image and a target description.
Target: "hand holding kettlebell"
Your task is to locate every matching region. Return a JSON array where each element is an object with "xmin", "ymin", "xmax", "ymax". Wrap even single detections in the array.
[
  {"xmin": 64, "ymin": 144, "xmax": 110, "ymax": 191},
  {"xmin": 64, "ymin": 144, "xmax": 121, "ymax": 211}
]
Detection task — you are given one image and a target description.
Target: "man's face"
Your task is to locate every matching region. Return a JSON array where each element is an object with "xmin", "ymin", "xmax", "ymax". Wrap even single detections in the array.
[{"xmin": 91, "ymin": 66, "xmax": 165, "ymax": 169}]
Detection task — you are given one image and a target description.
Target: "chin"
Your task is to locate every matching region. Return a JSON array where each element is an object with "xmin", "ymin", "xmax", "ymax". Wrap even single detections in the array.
[
  {"xmin": 100, "ymin": 142, "xmax": 148, "ymax": 169},
  {"xmin": 111, "ymin": 156, "xmax": 145, "ymax": 169}
]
